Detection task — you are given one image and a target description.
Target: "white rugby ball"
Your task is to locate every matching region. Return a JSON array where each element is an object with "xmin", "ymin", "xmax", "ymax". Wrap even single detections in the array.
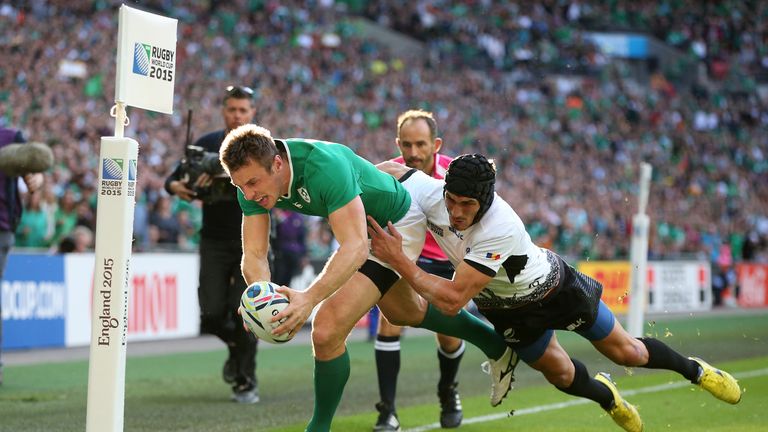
[{"xmin": 239, "ymin": 281, "xmax": 292, "ymax": 344}]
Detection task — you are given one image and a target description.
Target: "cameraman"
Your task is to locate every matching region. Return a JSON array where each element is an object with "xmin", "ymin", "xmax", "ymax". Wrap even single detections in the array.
[{"xmin": 164, "ymin": 86, "xmax": 259, "ymax": 403}]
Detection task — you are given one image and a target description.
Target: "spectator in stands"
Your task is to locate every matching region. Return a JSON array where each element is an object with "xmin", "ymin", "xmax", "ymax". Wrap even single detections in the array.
[
  {"xmin": 50, "ymin": 188, "xmax": 80, "ymax": 247},
  {"xmin": 0, "ymin": 126, "xmax": 44, "ymax": 386},
  {"xmin": 15, "ymin": 190, "xmax": 50, "ymax": 248},
  {"xmin": 148, "ymin": 195, "xmax": 181, "ymax": 246},
  {"xmin": 0, "ymin": 1, "xmax": 766, "ymax": 273},
  {"xmin": 57, "ymin": 225, "xmax": 94, "ymax": 254},
  {"xmin": 271, "ymin": 208, "xmax": 307, "ymax": 287},
  {"xmin": 165, "ymin": 85, "xmax": 259, "ymax": 404}
]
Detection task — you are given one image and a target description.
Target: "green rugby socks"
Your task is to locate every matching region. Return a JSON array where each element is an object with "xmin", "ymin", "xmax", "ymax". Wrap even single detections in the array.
[
  {"xmin": 306, "ymin": 349, "xmax": 350, "ymax": 432},
  {"xmin": 419, "ymin": 304, "xmax": 506, "ymax": 360}
]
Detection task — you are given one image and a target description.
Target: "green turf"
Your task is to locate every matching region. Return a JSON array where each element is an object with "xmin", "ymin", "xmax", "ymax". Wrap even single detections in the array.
[{"xmin": 0, "ymin": 311, "xmax": 766, "ymax": 432}]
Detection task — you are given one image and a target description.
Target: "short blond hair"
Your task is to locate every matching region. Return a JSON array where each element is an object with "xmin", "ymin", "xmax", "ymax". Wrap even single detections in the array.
[{"xmin": 219, "ymin": 124, "xmax": 277, "ymax": 173}]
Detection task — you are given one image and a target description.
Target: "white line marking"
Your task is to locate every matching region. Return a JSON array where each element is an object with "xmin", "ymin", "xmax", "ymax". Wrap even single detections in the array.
[{"xmin": 403, "ymin": 368, "xmax": 768, "ymax": 432}]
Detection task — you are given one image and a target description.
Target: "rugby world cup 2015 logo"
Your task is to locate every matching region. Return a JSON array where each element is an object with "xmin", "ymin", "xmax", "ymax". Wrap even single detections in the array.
[
  {"xmin": 131, "ymin": 41, "xmax": 175, "ymax": 82},
  {"xmin": 128, "ymin": 159, "xmax": 137, "ymax": 181},
  {"xmin": 132, "ymin": 42, "xmax": 151, "ymax": 76},
  {"xmin": 127, "ymin": 159, "xmax": 137, "ymax": 197},
  {"xmin": 103, "ymin": 158, "xmax": 124, "ymax": 180},
  {"xmin": 101, "ymin": 158, "xmax": 124, "ymax": 197}
]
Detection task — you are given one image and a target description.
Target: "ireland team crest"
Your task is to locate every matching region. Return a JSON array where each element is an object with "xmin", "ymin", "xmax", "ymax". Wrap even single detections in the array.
[{"xmin": 298, "ymin": 187, "xmax": 311, "ymax": 203}]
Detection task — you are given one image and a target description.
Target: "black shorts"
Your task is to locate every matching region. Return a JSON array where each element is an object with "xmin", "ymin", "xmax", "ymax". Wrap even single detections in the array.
[
  {"xmin": 478, "ymin": 252, "xmax": 603, "ymax": 348},
  {"xmin": 358, "ymin": 256, "xmax": 455, "ymax": 296},
  {"xmin": 416, "ymin": 257, "xmax": 454, "ymax": 279}
]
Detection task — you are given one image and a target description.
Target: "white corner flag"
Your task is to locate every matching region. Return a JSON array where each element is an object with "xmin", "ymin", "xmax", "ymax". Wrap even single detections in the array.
[
  {"xmin": 115, "ymin": 5, "xmax": 177, "ymax": 114},
  {"xmin": 86, "ymin": 5, "xmax": 177, "ymax": 432}
]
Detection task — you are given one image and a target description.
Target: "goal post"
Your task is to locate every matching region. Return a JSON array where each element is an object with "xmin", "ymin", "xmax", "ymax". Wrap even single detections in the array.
[{"xmin": 627, "ymin": 163, "xmax": 652, "ymax": 338}]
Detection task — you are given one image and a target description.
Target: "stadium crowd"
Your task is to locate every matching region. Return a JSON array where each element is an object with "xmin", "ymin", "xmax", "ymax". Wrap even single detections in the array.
[
  {"xmin": 2, "ymin": 0, "xmax": 767, "ymax": 276},
  {"xmin": 363, "ymin": 0, "xmax": 768, "ymax": 80}
]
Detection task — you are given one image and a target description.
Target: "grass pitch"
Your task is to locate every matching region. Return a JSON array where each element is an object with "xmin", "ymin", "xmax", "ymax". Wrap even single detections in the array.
[{"xmin": 1, "ymin": 310, "xmax": 766, "ymax": 431}]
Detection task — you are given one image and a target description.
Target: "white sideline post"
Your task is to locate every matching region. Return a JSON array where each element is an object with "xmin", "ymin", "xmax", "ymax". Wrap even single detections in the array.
[
  {"xmin": 85, "ymin": 5, "xmax": 176, "ymax": 432},
  {"xmin": 628, "ymin": 163, "xmax": 652, "ymax": 338},
  {"xmin": 85, "ymin": 132, "xmax": 137, "ymax": 432}
]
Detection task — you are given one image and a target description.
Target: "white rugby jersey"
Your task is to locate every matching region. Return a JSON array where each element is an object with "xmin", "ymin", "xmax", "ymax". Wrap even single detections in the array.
[{"xmin": 407, "ymin": 170, "xmax": 559, "ymax": 309}]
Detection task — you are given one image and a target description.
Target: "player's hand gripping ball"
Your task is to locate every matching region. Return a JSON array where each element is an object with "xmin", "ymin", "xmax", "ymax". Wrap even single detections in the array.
[{"xmin": 239, "ymin": 281, "xmax": 292, "ymax": 344}]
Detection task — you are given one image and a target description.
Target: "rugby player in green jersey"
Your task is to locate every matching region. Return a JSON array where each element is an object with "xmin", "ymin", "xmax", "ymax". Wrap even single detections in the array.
[{"xmin": 219, "ymin": 124, "xmax": 517, "ymax": 432}]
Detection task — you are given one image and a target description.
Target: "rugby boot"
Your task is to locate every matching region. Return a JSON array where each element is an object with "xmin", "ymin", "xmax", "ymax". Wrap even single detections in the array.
[
  {"xmin": 231, "ymin": 378, "xmax": 259, "ymax": 404},
  {"xmin": 373, "ymin": 401, "xmax": 401, "ymax": 432},
  {"xmin": 437, "ymin": 383, "xmax": 463, "ymax": 428},
  {"xmin": 594, "ymin": 372, "xmax": 642, "ymax": 432},
  {"xmin": 689, "ymin": 357, "xmax": 741, "ymax": 404},
  {"xmin": 480, "ymin": 346, "xmax": 518, "ymax": 406}
]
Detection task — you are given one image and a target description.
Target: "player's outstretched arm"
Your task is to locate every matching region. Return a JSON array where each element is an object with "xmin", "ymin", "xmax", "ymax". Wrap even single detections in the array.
[
  {"xmin": 368, "ymin": 215, "xmax": 491, "ymax": 315},
  {"xmin": 272, "ymin": 196, "xmax": 369, "ymax": 335}
]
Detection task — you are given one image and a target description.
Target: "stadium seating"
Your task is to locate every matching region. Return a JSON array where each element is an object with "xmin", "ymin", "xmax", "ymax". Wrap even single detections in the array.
[{"xmin": 2, "ymin": 0, "xmax": 766, "ymax": 266}]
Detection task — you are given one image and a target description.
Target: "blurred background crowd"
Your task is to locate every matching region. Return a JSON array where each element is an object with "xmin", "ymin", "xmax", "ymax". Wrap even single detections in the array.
[{"xmin": 2, "ymin": 0, "xmax": 767, "ymax": 285}]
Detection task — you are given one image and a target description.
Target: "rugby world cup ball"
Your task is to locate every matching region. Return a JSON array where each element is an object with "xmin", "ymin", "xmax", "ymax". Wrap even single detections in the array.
[{"xmin": 239, "ymin": 281, "xmax": 292, "ymax": 344}]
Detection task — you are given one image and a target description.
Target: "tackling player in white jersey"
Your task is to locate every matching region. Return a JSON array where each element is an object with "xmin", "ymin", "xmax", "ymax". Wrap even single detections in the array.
[{"xmin": 369, "ymin": 154, "xmax": 742, "ymax": 432}]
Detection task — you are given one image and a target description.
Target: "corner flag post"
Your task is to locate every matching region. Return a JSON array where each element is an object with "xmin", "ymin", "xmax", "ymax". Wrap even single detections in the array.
[
  {"xmin": 85, "ymin": 5, "xmax": 177, "ymax": 432},
  {"xmin": 627, "ymin": 163, "xmax": 652, "ymax": 338}
]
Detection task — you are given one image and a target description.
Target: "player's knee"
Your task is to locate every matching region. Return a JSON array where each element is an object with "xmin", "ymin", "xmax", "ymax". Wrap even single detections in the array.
[
  {"xmin": 311, "ymin": 322, "xmax": 346, "ymax": 355},
  {"xmin": 437, "ymin": 334, "xmax": 462, "ymax": 352},
  {"xmin": 542, "ymin": 365, "xmax": 574, "ymax": 388},
  {"xmin": 610, "ymin": 340, "xmax": 648, "ymax": 366},
  {"xmin": 383, "ymin": 312, "xmax": 411, "ymax": 327},
  {"xmin": 379, "ymin": 304, "xmax": 420, "ymax": 327},
  {"xmin": 532, "ymin": 344, "xmax": 574, "ymax": 387}
]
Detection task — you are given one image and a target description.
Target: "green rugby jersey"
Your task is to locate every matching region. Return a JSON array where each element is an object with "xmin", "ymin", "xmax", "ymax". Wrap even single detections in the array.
[{"xmin": 237, "ymin": 138, "xmax": 410, "ymax": 226}]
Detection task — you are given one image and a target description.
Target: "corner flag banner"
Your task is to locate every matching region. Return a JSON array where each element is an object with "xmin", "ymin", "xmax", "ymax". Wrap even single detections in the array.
[{"xmin": 115, "ymin": 5, "xmax": 177, "ymax": 114}]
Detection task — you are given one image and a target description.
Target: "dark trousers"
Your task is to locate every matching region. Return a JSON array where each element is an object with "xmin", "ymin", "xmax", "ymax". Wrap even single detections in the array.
[
  {"xmin": 198, "ymin": 237, "xmax": 257, "ymax": 385},
  {"xmin": 272, "ymin": 250, "xmax": 303, "ymax": 287}
]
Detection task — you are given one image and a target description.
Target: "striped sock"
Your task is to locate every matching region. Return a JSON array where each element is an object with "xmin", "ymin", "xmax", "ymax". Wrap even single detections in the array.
[
  {"xmin": 437, "ymin": 340, "xmax": 465, "ymax": 388},
  {"xmin": 375, "ymin": 335, "xmax": 401, "ymax": 410}
]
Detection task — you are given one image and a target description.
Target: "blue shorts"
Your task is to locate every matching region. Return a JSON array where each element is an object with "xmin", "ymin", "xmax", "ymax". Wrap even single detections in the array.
[{"xmin": 516, "ymin": 300, "xmax": 616, "ymax": 364}]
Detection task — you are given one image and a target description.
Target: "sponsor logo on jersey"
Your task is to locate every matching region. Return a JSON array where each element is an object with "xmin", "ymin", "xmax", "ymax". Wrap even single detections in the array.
[
  {"xmin": 427, "ymin": 220, "xmax": 444, "ymax": 237},
  {"xmin": 449, "ymin": 226, "xmax": 464, "ymax": 240},
  {"xmin": 485, "ymin": 252, "xmax": 502, "ymax": 260}
]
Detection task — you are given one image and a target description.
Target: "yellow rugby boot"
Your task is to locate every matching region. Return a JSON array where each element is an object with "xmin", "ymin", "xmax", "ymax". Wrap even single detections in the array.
[
  {"xmin": 595, "ymin": 372, "xmax": 643, "ymax": 432},
  {"xmin": 689, "ymin": 357, "xmax": 742, "ymax": 404}
]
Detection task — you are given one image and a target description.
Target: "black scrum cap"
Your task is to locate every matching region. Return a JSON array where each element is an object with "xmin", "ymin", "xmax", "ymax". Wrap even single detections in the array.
[{"xmin": 444, "ymin": 154, "xmax": 496, "ymax": 225}]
